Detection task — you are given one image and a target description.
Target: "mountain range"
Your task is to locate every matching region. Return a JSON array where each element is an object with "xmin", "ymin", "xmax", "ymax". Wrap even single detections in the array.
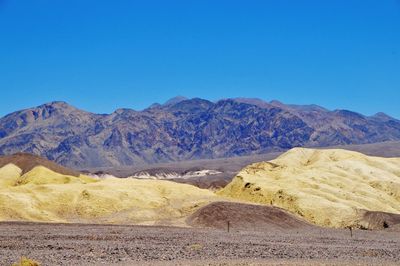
[{"xmin": 0, "ymin": 97, "xmax": 399, "ymax": 168}]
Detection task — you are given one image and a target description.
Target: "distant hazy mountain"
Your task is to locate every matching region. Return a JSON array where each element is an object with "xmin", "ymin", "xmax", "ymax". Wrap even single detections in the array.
[{"xmin": 0, "ymin": 97, "xmax": 399, "ymax": 168}]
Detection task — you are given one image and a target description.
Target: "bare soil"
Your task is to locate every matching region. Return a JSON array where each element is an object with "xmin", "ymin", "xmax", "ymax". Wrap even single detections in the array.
[{"xmin": 1, "ymin": 222, "xmax": 399, "ymax": 266}]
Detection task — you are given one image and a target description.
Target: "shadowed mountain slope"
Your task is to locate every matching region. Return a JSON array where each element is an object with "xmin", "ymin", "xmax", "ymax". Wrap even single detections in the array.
[{"xmin": 0, "ymin": 98, "xmax": 399, "ymax": 168}]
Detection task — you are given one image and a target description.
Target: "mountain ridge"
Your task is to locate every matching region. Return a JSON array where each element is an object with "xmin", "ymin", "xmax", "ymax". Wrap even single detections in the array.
[{"xmin": 0, "ymin": 97, "xmax": 399, "ymax": 168}]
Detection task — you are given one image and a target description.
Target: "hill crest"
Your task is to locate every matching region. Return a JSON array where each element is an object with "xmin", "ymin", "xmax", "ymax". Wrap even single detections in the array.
[{"xmin": 219, "ymin": 148, "xmax": 400, "ymax": 228}]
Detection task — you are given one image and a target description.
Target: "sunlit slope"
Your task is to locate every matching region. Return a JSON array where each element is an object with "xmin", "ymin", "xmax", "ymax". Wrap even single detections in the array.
[
  {"xmin": 0, "ymin": 164, "xmax": 217, "ymax": 225},
  {"xmin": 218, "ymin": 148, "xmax": 400, "ymax": 228}
]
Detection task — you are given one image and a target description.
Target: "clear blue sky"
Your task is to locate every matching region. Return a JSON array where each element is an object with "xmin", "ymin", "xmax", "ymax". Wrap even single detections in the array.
[{"xmin": 0, "ymin": 0, "xmax": 399, "ymax": 117}]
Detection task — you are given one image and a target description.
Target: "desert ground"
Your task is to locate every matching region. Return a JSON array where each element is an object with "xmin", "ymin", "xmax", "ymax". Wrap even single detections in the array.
[{"xmin": 1, "ymin": 222, "xmax": 400, "ymax": 266}]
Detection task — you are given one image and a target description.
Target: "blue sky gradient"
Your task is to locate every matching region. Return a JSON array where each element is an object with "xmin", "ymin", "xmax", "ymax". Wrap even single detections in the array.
[{"xmin": 0, "ymin": 0, "xmax": 399, "ymax": 117}]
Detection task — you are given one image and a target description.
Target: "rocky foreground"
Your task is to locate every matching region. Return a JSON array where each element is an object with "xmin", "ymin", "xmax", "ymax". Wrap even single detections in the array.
[{"xmin": 1, "ymin": 222, "xmax": 400, "ymax": 266}]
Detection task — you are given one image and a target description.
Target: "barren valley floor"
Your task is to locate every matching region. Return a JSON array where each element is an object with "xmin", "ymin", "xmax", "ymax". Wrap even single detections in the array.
[{"xmin": 1, "ymin": 222, "xmax": 399, "ymax": 266}]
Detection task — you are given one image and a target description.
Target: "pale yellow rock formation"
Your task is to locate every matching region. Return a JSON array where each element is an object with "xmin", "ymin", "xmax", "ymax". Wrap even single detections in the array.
[
  {"xmin": 2, "ymin": 148, "xmax": 399, "ymax": 228},
  {"xmin": 0, "ymin": 164, "xmax": 217, "ymax": 225},
  {"xmin": 218, "ymin": 148, "xmax": 400, "ymax": 228}
]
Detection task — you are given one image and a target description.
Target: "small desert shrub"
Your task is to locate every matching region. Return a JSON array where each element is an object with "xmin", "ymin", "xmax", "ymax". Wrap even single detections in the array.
[
  {"xmin": 12, "ymin": 257, "xmax": 40, "ymax": 266},
  {"xmin": 383, "ymin": 221, "xmax": 389, "ymax": 228}
]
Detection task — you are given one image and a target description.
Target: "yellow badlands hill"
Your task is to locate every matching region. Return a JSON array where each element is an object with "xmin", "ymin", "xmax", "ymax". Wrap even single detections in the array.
[
  {"xmin": 1, "ymin": 148, "xmax": 399, "ymax": 229},
  {"xmin": 218, "ymin": 148, "xmax": 400, "ymax": 228},
  {"xmin": 0, "ymin": 164, "xmax": 217, "ymax": 225}
]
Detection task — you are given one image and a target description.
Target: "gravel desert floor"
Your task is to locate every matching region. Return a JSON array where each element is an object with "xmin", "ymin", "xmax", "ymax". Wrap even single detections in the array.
[{"xmin": 1, "ymin": 222, "xmax": 400, "ymax": 266}]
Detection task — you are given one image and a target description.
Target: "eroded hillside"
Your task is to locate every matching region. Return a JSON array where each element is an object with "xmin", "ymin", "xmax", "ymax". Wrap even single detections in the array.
[
  {"xmin": 1, "ymin": 150, "xmax": 400, "ymax": 230},
  {"xmin": 0, "ymin": 163, "xmax": 217, "ymax": 225},
  {"xmin": 218, "ymin": 148, "xmax": 400, "ymax": 228}
]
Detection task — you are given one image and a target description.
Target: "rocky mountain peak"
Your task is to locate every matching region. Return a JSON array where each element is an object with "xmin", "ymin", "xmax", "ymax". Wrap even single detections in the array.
[
  {"xmin": 371, "ymin": 112, "xmax": 396, "ymax": 121},
  {"xmin": 163, "ymin": 96, "xmax": 188, "ymax": 106},
  {"xmin": 0, "ymin": 97, "xmax": 399, "ymax": 168}
]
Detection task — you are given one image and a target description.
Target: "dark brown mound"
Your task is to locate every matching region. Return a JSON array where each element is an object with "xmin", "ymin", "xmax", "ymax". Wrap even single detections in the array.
[
  {"xmin": 187, "ymin": 201, "xmax": 314, "ymax": 231},
  {"xmin": 0, "ymin": 153, "xmax": 80, "ymax": 177},
  {"xmin": 358, "ymin": 210, "xmax": 400, "ymax": 230}
]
